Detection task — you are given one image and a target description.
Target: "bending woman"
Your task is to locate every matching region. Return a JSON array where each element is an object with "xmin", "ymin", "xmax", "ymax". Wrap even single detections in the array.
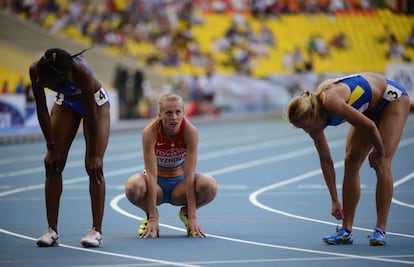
[
  {"xmin": 286, "ymin": 72, "xmax": 409, "ymax": 246},
  {"xmin": 29, "ymin": 48, "xmax": 110, "ymax": 248}
]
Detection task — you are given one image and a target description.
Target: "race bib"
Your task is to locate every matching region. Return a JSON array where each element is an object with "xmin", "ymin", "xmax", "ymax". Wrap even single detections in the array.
[
  {"xmin": 94, "ymin": 87, "xmax": 109, "ymax": 106},
  {"xmin": 55, "ymin": 93, "xmax": 64, "ymax": 105},
  {"xmin": 383, "ymin": 84, "xmax": 403, "ymax": 101}
]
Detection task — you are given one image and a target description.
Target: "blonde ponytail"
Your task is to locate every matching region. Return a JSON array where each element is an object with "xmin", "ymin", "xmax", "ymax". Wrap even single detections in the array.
[{"xmin": 287, "ymin": 90, "xmax": 316, "ymax": 123}]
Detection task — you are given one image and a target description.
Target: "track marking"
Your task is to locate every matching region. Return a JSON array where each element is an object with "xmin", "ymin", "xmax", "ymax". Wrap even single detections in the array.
[
  {"xmin": 0, "ymin": 134, "xmax": 312, "ymax": 179},
  {"xmin": 248, "ymin": 136, "xmax": 414, "ymax": 239},
  {"xmin": 0, "ymin": 228, "xmax": 201, "ymax": 267},
  {"xmin": 0, "ymin": 135, "xmax": 333, "ymax": 264},
  {"xmin": 0, "ymin": 137, "xmax": 344, "ymax": 197},
  {"xmin": 392, "ymin": 172, "xmax": 414, "ymax": 208},
  {"xmin": 110, "ymin": 193, "xmax": 414, "ymax": 265},
  {"xmin": 1, "ymin": 133, "xmax": 413, "ymax": 265},
  {"xmin": 249, "ymin": 165, "xmax": 414, "ymax": 239}
]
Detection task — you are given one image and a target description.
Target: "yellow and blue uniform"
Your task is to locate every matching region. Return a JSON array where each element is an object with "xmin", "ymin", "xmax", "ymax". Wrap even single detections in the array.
[{"xmin": 324, "ymin": 74, "xmax": 408, "ymax": 127}]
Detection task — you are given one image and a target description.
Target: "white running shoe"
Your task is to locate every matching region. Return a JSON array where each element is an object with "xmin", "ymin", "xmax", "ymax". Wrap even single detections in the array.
[
  {"xmin": 36, "ymin": 228, "xmax": 59, "ymax": 247},
  {"xmin": 80, "ymin": 228, "xmax": 103, "ymax": 248}
]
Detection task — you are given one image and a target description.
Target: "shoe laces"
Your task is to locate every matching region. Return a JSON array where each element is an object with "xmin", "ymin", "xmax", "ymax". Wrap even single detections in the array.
[
  {"xmin": 373, "ymin": 227, "xmax": 385, "ymax": 238},
  {"xmin": 44, "ymin": 227, "xmax": 58, "ymax": 238},
  {"xmin": 336, "ymin": 226, "xmax": 351, "ymax": 236},
  {"xmin": 87, "ymin": 228, "xmax": 101, "ymax": 238},
  {"xmin": 367, "ymin": 227, "xmax": 385, "ymax": 240}
]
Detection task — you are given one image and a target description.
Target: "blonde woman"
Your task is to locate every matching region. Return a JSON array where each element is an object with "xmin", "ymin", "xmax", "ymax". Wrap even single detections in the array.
[
  {"xmin": 287, "ymin": 72, "xmax": 409, "ymax": 246},
  {"xmin": 125, "ymin": 94, "xmax": 217, "ymax": 238}
]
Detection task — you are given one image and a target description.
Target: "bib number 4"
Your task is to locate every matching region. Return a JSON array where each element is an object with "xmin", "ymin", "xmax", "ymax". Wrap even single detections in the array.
[{"xmin": 94, "ymin": 88, "xmax": 109, "ymax": 106}]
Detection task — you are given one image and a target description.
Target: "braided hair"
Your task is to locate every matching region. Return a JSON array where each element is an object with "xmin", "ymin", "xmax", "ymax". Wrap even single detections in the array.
[{"xmin": 37, "ymin": 47, "xmax": 93, "ymax": 77}]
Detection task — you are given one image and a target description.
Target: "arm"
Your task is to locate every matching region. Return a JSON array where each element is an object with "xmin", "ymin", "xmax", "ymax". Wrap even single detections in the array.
[
  {"xmin": 310, "ymin": 129, "xmax": 344, "ymax": 220},
  {"xmin": 324, "ymin": 91, "xmax": 385, "ymax": 157},
  {"xmin": 29, "ymin": 63, "xmax": 54, "ymax": 148},
  {"xmin": 183, "ymin": 122, "xmax": 204, "ymax": 237},
  {"xmin": 141, "ymin": 125, "xmax": 160, "ymax": 238}
]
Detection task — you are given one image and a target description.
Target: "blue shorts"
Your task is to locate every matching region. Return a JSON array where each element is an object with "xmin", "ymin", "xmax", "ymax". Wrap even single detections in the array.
[
  {"xmin": 54, "ymin": 87, "xmax": 110, "ymax": 117},
  {"xmin": 157, "ymin": 174, "xmax": 184, "ymax": 204},
  {"xmin": 370, "ymin": 79, "xmax": 408, "ymax": 114}
]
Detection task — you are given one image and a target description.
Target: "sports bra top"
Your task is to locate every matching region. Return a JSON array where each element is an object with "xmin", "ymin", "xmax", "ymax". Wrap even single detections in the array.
[
  {"xmin": 48, "ymin": 72, "xmax": 82, "ymax": 96},
  {"xmin": 324, "ymin": 74, "xmax": 372, "ymax": 127},
  {"xmin": 155, "ymin": 118, "xmax": 187, "ymax": 177}
]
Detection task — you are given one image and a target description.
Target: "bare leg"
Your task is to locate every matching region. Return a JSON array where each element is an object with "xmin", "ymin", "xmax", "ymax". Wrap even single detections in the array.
[
  {"xmin": 170, "ymin": 173, "xmax": 218, "ymax": 208},
  {"xmin": 45, "ymin": 104, "xmax": 81, "ymax": 232},
  {"xmin": 374, "ymin": 96, "xmax": 409, "ymax": 231},
  {"xmin": 342, "ymin": 126, "xmax": 372, "ymax": 232},
  {"xmin": 341, "ymin": 167, "xmax": 361, "ymax": 232},
  {"xmin": 125, "ymin": 173, "xmax": 164, "ymax": 212},
  {"xmin": 83, "ymin": 103, "xmax": 110, "ymax": 234},
  {"xmin": 88, "ymin": 178, "xmax": 106, "ymax": 233},
  {"xmin": 44, "ymin": 174, "xmax": 62, "ymax": 232},
  {"xmin": 374, "ymin": 167, "xmax": 393, "ymax": 231}
]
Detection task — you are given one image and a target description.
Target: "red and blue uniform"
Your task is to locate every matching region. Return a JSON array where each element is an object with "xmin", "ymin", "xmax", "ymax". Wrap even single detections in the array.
[{"xmin": 155, "ymin": 119, "xmax": 187, "ymax": 203}]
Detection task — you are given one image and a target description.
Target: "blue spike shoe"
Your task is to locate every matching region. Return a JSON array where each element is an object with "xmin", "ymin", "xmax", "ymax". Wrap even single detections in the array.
[
  {"xmin": 369, "ymin": 227, "xmax": 386, "ymax": 246},
  {"xmin": 323, "ymin": 226, "xmax": 353, "ymax": 245}
]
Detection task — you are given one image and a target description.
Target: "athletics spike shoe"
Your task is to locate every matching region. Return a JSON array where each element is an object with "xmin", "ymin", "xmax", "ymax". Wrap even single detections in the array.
[
  {"xmin": 36, "ymin": 227, "xmax": 59, "ymax": 247},
  {"xmin": 80, "ymin": 227, "xmax": 103, "ymax": 248},
  {"xmin": 323, "ymin": 226, "xmax": 353, "ymax": 245},
  {"xmin": 178, "ymin": 207, "xmax": 189, "ymax": 231},
  {"xmin": 138, "ymin": 217, "xmax": 148, "ymax": 237},
  {"xmin": 369, "ymin": 227, "xmax": 386, "ymax": 246},
  {"xmin": 138, "ymin": 209, "xmax": 159, "ymax": 237}
]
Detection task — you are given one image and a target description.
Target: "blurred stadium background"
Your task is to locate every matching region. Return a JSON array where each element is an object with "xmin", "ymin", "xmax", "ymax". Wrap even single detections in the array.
[{"xmin": 0, "ymin": 0, "xmax": 413, "ymax": 128}]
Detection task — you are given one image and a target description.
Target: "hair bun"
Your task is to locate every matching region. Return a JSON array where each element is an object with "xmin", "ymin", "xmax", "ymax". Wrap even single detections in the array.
[{"xmin": 300, "ymin": 90, "xmax": 311, "ymax": 97}]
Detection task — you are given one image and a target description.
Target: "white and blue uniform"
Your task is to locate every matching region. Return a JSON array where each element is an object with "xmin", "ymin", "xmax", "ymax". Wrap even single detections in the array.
[{"xmin": 50, "ymin": 77, "xmax": 109, "ymax": 117}]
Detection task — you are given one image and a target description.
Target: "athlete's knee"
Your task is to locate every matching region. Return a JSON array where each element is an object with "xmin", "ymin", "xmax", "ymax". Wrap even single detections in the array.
[
  {"xmin": 44, "ymin": 158, "xmax": 64, "ymax": 177},
  {"xmin": 209, "ymin": 177, "xmax": 218, "ymax": 198},
  {"xmin": 344, "ymin": 151, "xmax": 365, "ymax": 169},
  {"xmin": 375, "ymin": 159, "xmax": 393, "ymax": 177},
  {"xmin": 125, "ymin": 174, "xmax": 146, "ymax": 203},
  {"xmin": 197, "ymin": 175, "xmax": 218, "ymax": 200}
]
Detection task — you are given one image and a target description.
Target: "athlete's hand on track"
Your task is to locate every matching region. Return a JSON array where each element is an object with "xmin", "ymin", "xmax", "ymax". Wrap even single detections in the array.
[
  {"xmin": 141, "ymin": 220, "xmax": 159, "ymax": 238},
  {"xmin": 187, "ymin": 218, "xmax": 206, "ymax": 238}
]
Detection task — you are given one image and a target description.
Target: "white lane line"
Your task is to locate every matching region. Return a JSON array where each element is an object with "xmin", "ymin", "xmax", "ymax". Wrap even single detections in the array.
[
  {"xmin": 0, "ymin": 134, "xmax": 311, "ymax": 179},
  {"xmin": 110, "ymin": 193, "xmax": 414, "ymax": 265},
  {"xmin": 1, "ymin": 134, "xmax": 413, "ymax": 265},
  {"xmin": 0, "ymin": 228, "xmax": 201, "ymax": 267},
  {"xmin": 0, "ymin": 166, "xmax": 143, "ymax": 197},
  {"xmin": 0, "ymin": 138, "xmax": 342, "ymax": 266},
  {"xmin": 0, "ymin": 137, "xmax": 343, "ymax": 197},
  {"xmin": 249, "ymin": 165, "xmax": 414, "ymax": 239},
  {"xmin": 392, "ymin": 171, "xmax": 414, "ymax": 208},
  {"xmin": 242, "ymin": 129, "xmax": 414, "ymax": 265}
]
